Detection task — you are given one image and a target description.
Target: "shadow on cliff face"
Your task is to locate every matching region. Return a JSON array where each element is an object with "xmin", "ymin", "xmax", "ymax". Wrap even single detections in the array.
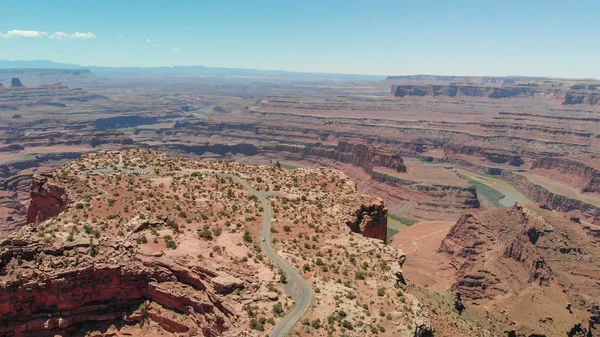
[
  {"xmin": 92, "ymin": 116, "xmax": 158, "ymax": 130},
  {"xmin": 174, "ymin": 143, "xmax": 259, "ymax": 156}
]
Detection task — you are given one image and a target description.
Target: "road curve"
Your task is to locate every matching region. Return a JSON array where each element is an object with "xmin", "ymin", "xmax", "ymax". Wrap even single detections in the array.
[
  {"xmin": 229, "ymin": 175, "xmax": 312, "ymax": 337},
  {"xmin": 79, "ymin": 166, "xmax": 312, "ymax": 336}
]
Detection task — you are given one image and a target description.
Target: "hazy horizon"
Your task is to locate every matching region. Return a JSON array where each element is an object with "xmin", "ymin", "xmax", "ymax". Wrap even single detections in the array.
[{"xmin": 1, "ymin": 0, "xmax": 599, "ymax": 78}]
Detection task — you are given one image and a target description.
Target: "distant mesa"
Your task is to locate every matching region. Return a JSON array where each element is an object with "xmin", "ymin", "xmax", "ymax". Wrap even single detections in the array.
[
  {"xmin": 391, "ymin": 83, "xmax": 600, "ymax": 105},
  {"xmin": 11, "ymin": 114, "xmax": 22, "ymax": 119},
  {"xmin": 11, "ymin": 78, "xmax": 23, "ymax": 87}
]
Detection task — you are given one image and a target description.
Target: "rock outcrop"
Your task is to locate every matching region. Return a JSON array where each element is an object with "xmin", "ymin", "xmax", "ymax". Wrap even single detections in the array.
[
  {"xmin": 25, "ymin": 170, "xmax": 72, "ymax": 224},
  {"xmin": 444, "ymin": 144, "xmax": 524, "ymax": 167},
  {"xmin": 438, "ymin": 205, "xmax": 600, "ymax": 337},
  {"xmin": 337, "ymin": 141, "xmax": 407, "ymax": 173},
  {"xmin": 563, "ymin": 91, "xmax": 600, "ymax": 105},
  {"xmin": 10, "ymin": 78, "xmax": 23, "ymax": 87},
  {"xmin": 346, "ymin": 202, "xmax": 388, "ymax": 242},
  {"xmin": 0, "ymin": 227, "xmax": 236, "ymax": 337}
]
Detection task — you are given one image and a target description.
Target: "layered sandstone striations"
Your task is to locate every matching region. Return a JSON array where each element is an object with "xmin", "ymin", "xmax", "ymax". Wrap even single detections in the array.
[
  {"xmin": 502, "ymin": 170, "xmax": 600, "ymax": 223},
  {"xmin": 391, "ymin": 83, "xmax": 600, "ymax": 105},
  {"xmin": 530, "ymin": 157, "xmax": 600, "ymax": 193},
  {"xmin": 346, "ymin": 202, "xmax": 388, "ymax": 242},
  {"xmin": 444, "ymin": 144, "xmax": 524, "ymax": 167},
  {"xmin": 0, "ymin": 229, "xmax": 236, "ymax": 337},
  {"xmin": 563, "ymin": 91, "xmax": 600, "ymax": 105},
  {"xmin": 270, "ymin": 141, "xmax": 406, "ymax": 174},
  {"xmin": 25, "ymin": 169, "xmax": 73, "ymax": 224},
  {"xmin": 438, "ymin": 205, "xmax": 599, "ymax": 336},
  {"xmin": 391, "ymin": 84, "xmax": 537, "ymax": 99}
]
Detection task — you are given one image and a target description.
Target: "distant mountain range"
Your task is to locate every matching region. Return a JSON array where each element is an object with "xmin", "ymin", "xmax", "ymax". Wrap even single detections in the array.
[{"xmin": 0, "ymin": 59, "xmax": 384, "ymax": 81}]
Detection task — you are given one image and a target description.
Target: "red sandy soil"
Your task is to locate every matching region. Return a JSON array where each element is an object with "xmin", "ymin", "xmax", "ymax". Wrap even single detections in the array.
[{"xmin": 391, "ymin": 221, "xmax": 456, "ymax": 290}]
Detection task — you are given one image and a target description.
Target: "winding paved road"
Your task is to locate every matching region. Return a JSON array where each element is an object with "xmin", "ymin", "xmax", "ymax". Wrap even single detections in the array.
[
  {"xmin": 78, "ymin": 165, "xmax": 311, "ymax": 336},
  {"xmin": 229, "ymin": 175, "xmax": 312, "ymax": 337}
]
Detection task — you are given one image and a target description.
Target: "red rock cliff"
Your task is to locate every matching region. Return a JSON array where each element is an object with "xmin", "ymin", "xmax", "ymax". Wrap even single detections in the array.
[
  {"xmin": 346, "ymin": 202, "xmax": 388, "ymax": 242},
  {"xmin": 25, "ymin": 170, "xmax": 72, "ymax": 224},
  {"xmin": 0, "ymin": 226, "xmax": 238, "ymax": 337},
  {"xmin": 438, "ymin": 205, "xmax": 599, "ymax": 336},
  {"xmin": 530, "ymin": 157, "xmax": 600, "ymax": 193}
]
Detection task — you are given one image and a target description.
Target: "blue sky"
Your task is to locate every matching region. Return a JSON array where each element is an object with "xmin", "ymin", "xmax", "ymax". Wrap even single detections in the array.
[{"xmin": 0, "ymin": 0, "xmax": 598, "ymax": 77}]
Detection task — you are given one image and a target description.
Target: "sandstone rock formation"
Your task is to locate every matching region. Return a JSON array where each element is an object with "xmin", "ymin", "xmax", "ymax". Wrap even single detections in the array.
[
  {"xmin": 391, "ymin": 84, "xmax": 537, "ymax": 99},
  {"xmin": 10, "ymin": 78, "xmax": 23, "ymax": 87},
  {"xmin": 438, "ymin": 205, "xmax": 600, "ymax": 336},
  {"xmin": 0, "ymin": 227, "xmax": 236, "ymax": 337},
  {"xmin": 444, "ymin": 144, "xmax": 524, "ymax": 167},
  {"xmin": 563, "ymin": 91, "xmax": 600, "ymax": 105},
  {"xmin": 271, "ymin": 141, "xmax": 406, "ymax": 174},
  {"xmin": 26, "ymin": 169, "xmax": 72, "ymax": 224},
  {"xmin": 346, "ymin": 202, "xmax": 388, "ymax": 242}
]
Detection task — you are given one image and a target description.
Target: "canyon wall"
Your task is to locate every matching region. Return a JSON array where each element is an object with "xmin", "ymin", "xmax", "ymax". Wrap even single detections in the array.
[
  {"xmin": 502, "ymin": 171, "xmax": 600, "ymax": 223},
  {"xmin": 443, "ymin": 144, "xmax": 524, "ymax": 167},
  {"xmin": 439, "ymin": 206, "xmax": 550, "ymax": 301},
  {"xmin": 391, "ymin": 84, "xmax": 537, "ymax": 99},
  {"xmin": 563, "ymin": 91, "xmax": 600, "ymax": 105},
  {"xmin": 170, "ymin": 143, "xmax": 259, "ymax": 157},
  {"xmin": 530, "ymin": 157, "xmax": 600, "ymax": 193},
  {"xmin": 391, "ymin": 84, "xmax": 600, "ymax": 105},
  {"xmin": 269, "ymin": 141, "xmax": 406, "ymax": 174},
  {"xmin": 370, "ymin": 171, "xmax": 480, "ymax": 208}
]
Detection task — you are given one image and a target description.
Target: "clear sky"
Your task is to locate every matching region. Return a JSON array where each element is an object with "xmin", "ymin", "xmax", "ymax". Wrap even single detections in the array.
[{"xmin": 0, "ymin": 0, "xmax": 598, "ymax": 78}]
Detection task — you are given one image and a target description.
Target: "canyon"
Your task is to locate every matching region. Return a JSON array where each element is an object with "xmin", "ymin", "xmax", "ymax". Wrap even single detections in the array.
[{"xmin": 2, "ymin": 70, "xmax": 600, "ymax": 336}]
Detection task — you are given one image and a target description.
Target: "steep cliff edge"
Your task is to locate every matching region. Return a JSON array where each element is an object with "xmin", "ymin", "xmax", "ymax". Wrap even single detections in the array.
[
  {"xmin": 438, "ymin": 205, "xmax": 599, "ymax": 336},
  {"xmin": 530, "ymin": 157, "xmax": 600, "ymax": 193},
  {"xmin": 0, "ymin": 227, "xmax": 236, "ymax": 337},
  {"xmin": 346, "ymin": 202, "xmax": 388, "ymax": 242},
  {"xmin": 391, "ymin": 84, "xmax": 600, "ymax": 105},
  {"xmin": 563, "ymin": 91, "xmax": 600, "ymax": 105},
  {"xmin": 443, "ymin": 144, "xmax": 524, "ymax": 167},
  {"xmin": 391, "ymin": 84, "xmax": 536, "ymax": 99},
  {"xmin": 270, "ymin": 141, "xmax": 406, "ymax": 174},
  {"xmin": 337, "ymin": 141, "xmax": 407, "ymax": 173},
  {"xmin": 25, "ymin": 169, "xmax": 73, "ymax": 224},
  {"xmin": 502, "ymin": 170, "xmax": 600, "ymax": 224}
]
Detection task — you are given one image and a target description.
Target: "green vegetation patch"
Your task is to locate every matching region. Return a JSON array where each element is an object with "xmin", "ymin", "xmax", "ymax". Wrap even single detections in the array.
[
  {"xmin": 388, "ymin": 214, "xmax": 417, "ymax": 226},
  {"xmin": 386, "ymin": 227, "xmax": 399, "ymax": 243},
  {"xmin": 459, "ymin": 174, "xmax": 505, "ymax": 207}
]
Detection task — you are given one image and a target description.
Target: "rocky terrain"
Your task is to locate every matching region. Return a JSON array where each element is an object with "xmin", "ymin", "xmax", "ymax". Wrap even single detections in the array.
[
  {"xmin": 2, "ymin": 71, "xmax": 600, "ymax": 336},
  {"xmin": 0, "ymin": 149, "xmax": 430, "ymax": 337},
  {"xmin": 390, "ymin": 80, "xmax": 600, "ymax": 106},
  {"xmin": 438, "ymin": 205, "xmax": 599, "ymax": 336}
]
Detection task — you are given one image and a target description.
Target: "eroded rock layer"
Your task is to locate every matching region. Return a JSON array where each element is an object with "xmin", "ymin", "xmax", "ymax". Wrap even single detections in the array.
[
  {"xmin": 439, "ymin": 205, "xmax": 600, "ymax": 337},
  {"xmin": 391, "ymin": 83, "xmax": 600, "ymax": 105},
  {"xmin": 0, "ymin": 228, "xmax": 234, "ymax": 337}
]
